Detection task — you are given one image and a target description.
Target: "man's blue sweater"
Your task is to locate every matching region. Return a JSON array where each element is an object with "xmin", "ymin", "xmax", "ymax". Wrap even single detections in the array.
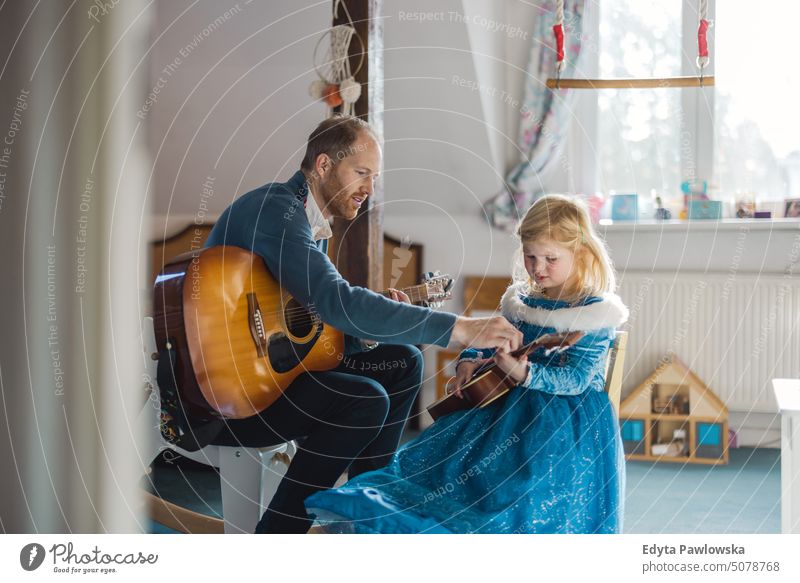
[{"xmin": 204, "ymin": 170, "xmax": 457, "ymax": 347}]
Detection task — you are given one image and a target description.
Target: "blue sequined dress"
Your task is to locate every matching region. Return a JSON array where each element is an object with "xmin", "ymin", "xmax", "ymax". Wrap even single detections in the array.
[{"xmin": 305, "ymin": 284, "xmax": 629, "ymax": 533}]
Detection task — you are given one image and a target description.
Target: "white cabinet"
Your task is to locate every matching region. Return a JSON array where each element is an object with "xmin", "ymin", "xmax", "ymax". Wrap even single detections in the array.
[{"xmin": 773, "ymin": 379, "xmax": 800, "ymax": 534}]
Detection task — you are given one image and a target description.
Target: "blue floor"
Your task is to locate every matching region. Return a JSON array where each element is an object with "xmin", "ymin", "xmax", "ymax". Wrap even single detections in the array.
[
  {"xmin": 146, "ymin": 446, "xmax": 781, "ymax": 534},
  {"xmin": 623, "ymin": 447, "xmax": 780, "ymax": 533}
]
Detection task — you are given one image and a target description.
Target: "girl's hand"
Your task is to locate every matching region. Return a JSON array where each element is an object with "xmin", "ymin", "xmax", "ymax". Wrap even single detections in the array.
[
  {"xmin": 449, "ymin": 358, "xmax": 488, "ymax": 399},
  {"xmin": 493, "ymin": 350, "xmax": 529, "ymax": 385}
]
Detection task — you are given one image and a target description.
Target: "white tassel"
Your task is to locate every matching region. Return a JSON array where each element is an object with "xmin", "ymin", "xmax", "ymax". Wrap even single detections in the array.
[
  {"xmin": 339, "ymin": 77, "xmax": 361, "ymax": 103},
  {"xmin": 309, "ymin": 79, "xmax": 327, "ymax": 99}
]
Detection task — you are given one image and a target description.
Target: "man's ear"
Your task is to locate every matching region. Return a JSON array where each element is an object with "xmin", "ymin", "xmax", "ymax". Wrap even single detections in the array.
[{"xmin": 315, "ymin": 153, "xmax": 332, "ymax": 178}]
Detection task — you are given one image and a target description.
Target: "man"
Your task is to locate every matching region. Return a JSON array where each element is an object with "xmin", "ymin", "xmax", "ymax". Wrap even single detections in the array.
[{"xmin": 204, "ymin": 114, "xmax": 522, "ymax": 533}]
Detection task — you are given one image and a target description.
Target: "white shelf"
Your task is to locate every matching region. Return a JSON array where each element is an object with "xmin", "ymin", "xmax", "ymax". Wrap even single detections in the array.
[
  {"xmin": 773, "ymin": 378, "xmax": 800, "ymax": 414},
  {"xmin": 596, "ymin": 218, "xmax": 800, "ymax": 232}
]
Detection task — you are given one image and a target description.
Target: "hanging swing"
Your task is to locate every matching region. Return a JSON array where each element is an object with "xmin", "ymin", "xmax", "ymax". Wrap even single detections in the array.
[{"xmin": 545, "ymin": 0, "xmax": 714, "ymax": 89}]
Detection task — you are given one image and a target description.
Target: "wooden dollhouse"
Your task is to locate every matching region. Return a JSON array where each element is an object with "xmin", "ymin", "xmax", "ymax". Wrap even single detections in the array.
[{"xmin": 619, "ymin": 354, "xmax": 729, "ymax": 465}]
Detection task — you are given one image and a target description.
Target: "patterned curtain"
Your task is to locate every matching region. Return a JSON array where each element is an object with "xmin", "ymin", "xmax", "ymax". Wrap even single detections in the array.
[{"xmin": 484, "ymin": 0, "xmax": 586, "ymax": 232}]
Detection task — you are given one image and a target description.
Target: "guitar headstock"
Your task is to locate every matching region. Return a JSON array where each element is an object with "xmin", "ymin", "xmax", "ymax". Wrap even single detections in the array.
[{"xmin": 419, "ymin": 271, "xmax": 454, "ymax": 308}]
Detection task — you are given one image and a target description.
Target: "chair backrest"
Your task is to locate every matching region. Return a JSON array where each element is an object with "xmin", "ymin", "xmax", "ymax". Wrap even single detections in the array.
[
  {"xmin": 604, "ymin": 331, "xmax": 628, "ymax": 416},
  {"xmin": 462, "ymin": 276, "xmax": 511, "ymax": 316}
]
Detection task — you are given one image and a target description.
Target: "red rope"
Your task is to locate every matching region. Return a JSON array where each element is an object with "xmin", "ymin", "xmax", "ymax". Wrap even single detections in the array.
[
  {"xmin": 697, "ymin": 19, "xmax": 709, "ymax": 58},
  {"xmin": 553, "ymin": 24, "xmax": 564, "ymax": 62}
]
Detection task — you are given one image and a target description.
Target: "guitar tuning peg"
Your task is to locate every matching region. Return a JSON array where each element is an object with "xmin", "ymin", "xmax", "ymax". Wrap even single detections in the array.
[{"xmin": 423, "ymin": 271, "xmax": 433, "ymax": 281}]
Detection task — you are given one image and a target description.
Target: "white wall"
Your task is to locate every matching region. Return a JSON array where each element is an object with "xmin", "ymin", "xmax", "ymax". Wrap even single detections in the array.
[
  {"xmin": 147, "ymin": 0, "xmax": 329, "ymax": 230},
  {"xmin": 381, "ymin": 0, "xmax": 501, "ymax": 216}
]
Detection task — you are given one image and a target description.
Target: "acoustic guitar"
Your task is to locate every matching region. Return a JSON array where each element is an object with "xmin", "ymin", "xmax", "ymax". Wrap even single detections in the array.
[
  {"xmin": 153, "ymin": 245, "xmax": 453, "ymax": 420},
  {"xmin": 427, "ymin": 331, "xmax": 585, "ymax": 420}
]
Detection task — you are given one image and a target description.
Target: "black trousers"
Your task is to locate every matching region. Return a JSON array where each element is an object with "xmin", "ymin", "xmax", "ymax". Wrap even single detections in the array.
[{"xmin": 211, "ymin": 343, "xmax": 424, "ymax": 534}]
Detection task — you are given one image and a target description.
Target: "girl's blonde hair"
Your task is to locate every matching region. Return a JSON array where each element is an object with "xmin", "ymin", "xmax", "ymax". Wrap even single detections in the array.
[{"xmin": 514, "ymin": 194, "xmax": 616, "ymax": 300}]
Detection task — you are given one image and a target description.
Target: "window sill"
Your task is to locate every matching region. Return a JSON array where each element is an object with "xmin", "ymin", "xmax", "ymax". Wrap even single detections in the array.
[{"xmin": 596, "ymin": 218, "xmax": 800, "ymax": 233}]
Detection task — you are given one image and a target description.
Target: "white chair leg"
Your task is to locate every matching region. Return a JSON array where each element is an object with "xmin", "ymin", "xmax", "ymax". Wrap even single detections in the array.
[
  {"xmin": 219, "ymin": 447, "xmax": 264, "ymax": 534},
  {"xmin": 143, "ymin": 316, "xmax": 302, "ymax": 533},
  {"xmin": 258, "ymin": 441, "xmax": 297, "ymax": 515}
]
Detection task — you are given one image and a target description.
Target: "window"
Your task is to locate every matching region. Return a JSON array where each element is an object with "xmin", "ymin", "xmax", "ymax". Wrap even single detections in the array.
[
  {"xmin": 714, "ymin": 0, "xmax": 800, "ymax": 204},
  {"xmin": 597, "ymin": 0, "xmax": 683, "ymax": 200},
  {"xmin": 593, "ymin": 0, "xmax": 800, "ymax": 216}
]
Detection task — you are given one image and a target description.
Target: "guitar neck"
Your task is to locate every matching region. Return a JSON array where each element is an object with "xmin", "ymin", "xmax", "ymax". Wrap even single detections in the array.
[
  {"xmin": 511, "ymin": 331, "xmax": 585, "ymax": 358},
  {"xmin": 471, "ymin": 332, "xmax": 585, "ymax": 379},
  {"xmin": 379, "ymin": 283, "xmax": 430, "ymax": 304}
]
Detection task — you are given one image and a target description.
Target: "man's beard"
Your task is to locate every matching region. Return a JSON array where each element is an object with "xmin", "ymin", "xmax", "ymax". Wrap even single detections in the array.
[{"xmin": 319, "ymin": 169, "xmax": 358, "ymax": 219}]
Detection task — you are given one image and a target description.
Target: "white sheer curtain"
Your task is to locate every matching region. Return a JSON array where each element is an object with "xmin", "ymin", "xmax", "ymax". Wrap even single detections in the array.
[
  {"xmin": 0, "ymin": 1, "xmax": 152, "ymax": 532},
  {"xmin": 484, "ymin": 0, "xmax": 586, "ymax": 231}
]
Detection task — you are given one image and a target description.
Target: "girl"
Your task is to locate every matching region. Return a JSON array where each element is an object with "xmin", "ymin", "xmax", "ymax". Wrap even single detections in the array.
[{"xmin": 304, "ymin": 195, "xmax": 629, "ymax": 533}]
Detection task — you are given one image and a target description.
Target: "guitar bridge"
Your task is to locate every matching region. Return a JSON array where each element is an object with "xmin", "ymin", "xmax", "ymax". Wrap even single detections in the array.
[{"xmin": 247, "ymin": 292, "xmax": 268, "ymax": 357}]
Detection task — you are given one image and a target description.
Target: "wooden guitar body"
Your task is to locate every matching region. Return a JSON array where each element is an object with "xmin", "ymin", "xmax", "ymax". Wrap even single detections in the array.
[
  {"xmin": 154, "ymin": 246, "xmax": 344, "ymax": 419},
  {"xmin": 426, "ymin": 366, "xmax": 516, "ymax": 420}
]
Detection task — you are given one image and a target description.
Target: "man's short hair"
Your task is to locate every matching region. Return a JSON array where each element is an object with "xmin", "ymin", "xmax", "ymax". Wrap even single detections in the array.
[{"xmin": 300, "ymin": 114, "xmax": 378, "ymax": 172}]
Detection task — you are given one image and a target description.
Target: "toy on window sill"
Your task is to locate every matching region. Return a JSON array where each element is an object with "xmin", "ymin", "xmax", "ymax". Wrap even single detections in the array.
[
  {"xmin": 610, "ymin": 193, "xmax": 639, "ymax": 221},
  {"xmin": 678, "ymin": 180, "xmax": 708, "ymax": 219},
  {"xmin": 654, "ymin": 196, "xmax": 671, "ymax": 220},
  {"xmin": 583, "ymin": 192, "xmax": 606, "ymax": 224},
  {"xmin": 681, "ymin": 180, "xmax": 708, "ymax": 197},
  {"xmin": 688, "ymin": 199, "xmax": 722, "ymax": 220},
  {"xmin": 736, "ymin": 196, "xmax": 756, "ymax": 218}
]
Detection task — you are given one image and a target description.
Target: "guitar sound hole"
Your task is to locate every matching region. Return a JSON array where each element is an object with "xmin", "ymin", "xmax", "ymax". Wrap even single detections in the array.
[{"xmin": 284, "ymin": 298, "xmax": 314, "ymax": 338}]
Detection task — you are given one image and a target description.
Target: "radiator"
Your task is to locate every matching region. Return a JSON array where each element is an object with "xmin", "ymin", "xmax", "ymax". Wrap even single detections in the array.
[{"xmin": 617, "ymin": 272, "xmax": 800, "ymax": 413}]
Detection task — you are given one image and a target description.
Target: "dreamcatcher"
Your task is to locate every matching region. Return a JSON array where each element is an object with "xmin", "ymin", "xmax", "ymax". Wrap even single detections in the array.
[{"xmin": 309, "ymin": 0, "xmax": 364, "ymax": 116}]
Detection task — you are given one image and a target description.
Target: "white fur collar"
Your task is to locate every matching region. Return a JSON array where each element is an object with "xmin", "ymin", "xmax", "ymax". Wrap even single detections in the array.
[{"xmin": 500, "ymin": 281, "xmax": 629, "ymax": 332}]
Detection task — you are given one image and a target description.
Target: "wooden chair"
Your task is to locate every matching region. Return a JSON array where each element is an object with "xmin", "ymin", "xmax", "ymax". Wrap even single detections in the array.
[
  {"xmin": 604, "ymin": 331, "xmax": 628, "ymax": 415},
  {"xmin": 137, "ymin": 316, "xmax": 297, "ymax": 534}
]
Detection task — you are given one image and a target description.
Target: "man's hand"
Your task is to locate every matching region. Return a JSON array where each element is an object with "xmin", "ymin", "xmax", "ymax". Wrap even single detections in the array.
[
  {"xmin": 493, "ymin": 350, "xmax": 529, "ymax": 385},
  {"xmin": 386, "ymin": 288, "xmax": 411, "ymax": 304},
  {"xmin": 449, "ymin": 316, "xmax": 523, "ymax": 353}
]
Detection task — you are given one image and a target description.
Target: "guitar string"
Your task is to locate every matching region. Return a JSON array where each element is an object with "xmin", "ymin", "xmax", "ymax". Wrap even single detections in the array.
[
  {"xmin": 237, "ymin": 286, "xmax": 447, "ymax": 319},
  {"xmin": 253, "ymin": 289, "xmax": 433, "ymax": 316},
  {"xmin": 241, "ymin": 301, "xmax": 448, "ymax": 328},
  {"xmin": 252, "ymin": 293, "xmax": 441, "ymax": 322}
]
